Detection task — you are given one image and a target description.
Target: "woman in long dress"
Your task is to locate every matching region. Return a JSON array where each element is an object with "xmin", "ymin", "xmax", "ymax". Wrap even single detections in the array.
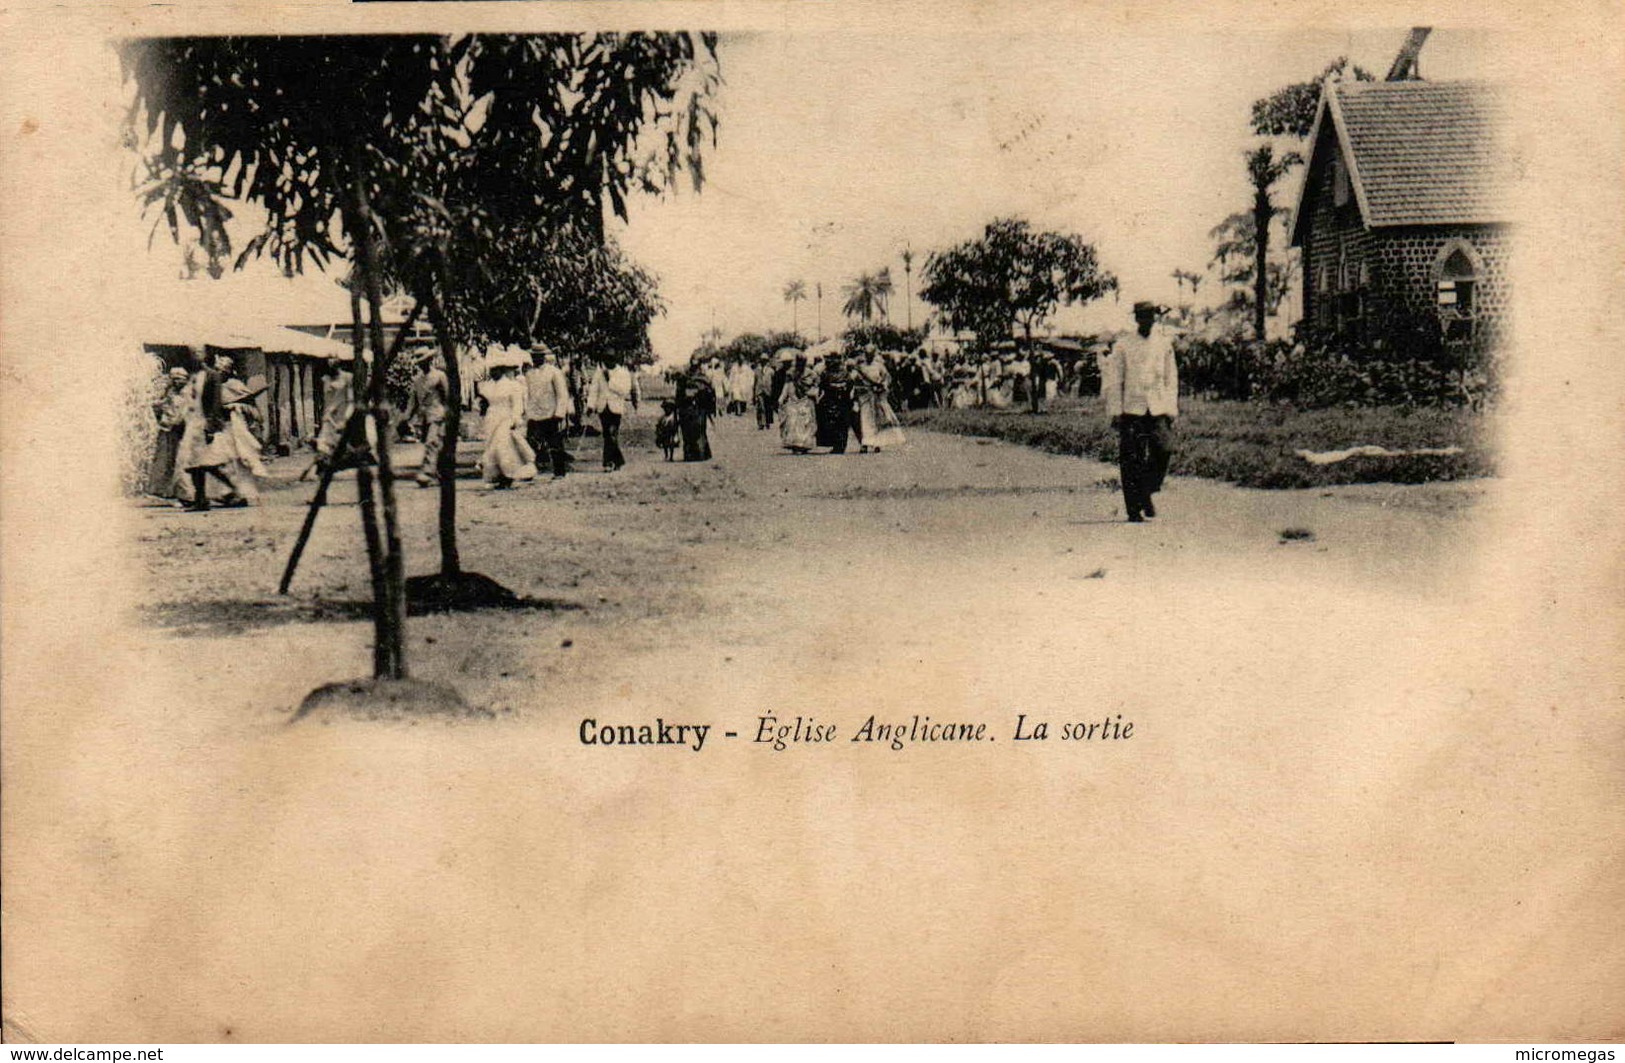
[
  {"xmin": 479, "ymin": 365, "xmax": 538, "ymax": 488},
  {"xmin": 853, "ymin": 350, "xmax": 905, "ymax": 453},
  {"xmin": 216, "ymin": 358, "xmax": 267, "ymax": 504},
  {"xmin": 986, "ymin": 356, "xmax": 1014, "ymax": 409},
  {"xmin": 777, "ymin": 359, "xmax": 818, "ymax": 454},
  {"xmin": 146, "ymin": 366, "xmax": 193, "ymax": 501},
  {"xmin": 675, "ymin": 369, "xmax": 715, "ymax": 462},
  {"xmin": 175, "ymin": 353, "xmax": 250, "ymax": 511},
  {"xmin": 814, "ymin": 354, "xmax": 857, "ymax": 453}
]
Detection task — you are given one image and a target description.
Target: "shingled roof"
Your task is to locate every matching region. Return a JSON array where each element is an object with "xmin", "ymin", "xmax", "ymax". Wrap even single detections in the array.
[{"xmin": 1291, "ymin": 79, "xmax": 1508, "ymax": 242}]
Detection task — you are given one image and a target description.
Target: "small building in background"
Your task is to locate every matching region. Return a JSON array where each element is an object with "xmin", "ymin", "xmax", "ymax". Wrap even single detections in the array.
[{"xmin": 1290, "ymin": 78, "xmax": 1510, "ymax": 351}]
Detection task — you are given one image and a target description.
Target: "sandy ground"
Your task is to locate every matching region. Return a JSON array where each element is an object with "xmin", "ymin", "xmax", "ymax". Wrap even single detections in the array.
[{"xmin": 4, "ymin": 412, "xmax": 1620, "ymax": 1042}]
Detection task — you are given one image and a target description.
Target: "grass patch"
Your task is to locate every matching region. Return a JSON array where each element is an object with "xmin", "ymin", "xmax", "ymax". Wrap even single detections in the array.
[{"xmin": 902, "ymin": 397, "xmax": 1494, "ymax": 489}]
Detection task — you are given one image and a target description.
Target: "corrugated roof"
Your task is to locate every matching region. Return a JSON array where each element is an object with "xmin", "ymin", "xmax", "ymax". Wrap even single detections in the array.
[{"xmin": 1330, "ymin": 79, "xmax": 1509, "ymax": 227}]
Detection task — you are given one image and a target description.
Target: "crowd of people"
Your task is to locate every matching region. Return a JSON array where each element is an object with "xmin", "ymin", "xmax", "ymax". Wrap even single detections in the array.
[
  {"xmin": 676, "ymin": 342, "xmax": 1100, "ymax": 424},
  {"xmin": 468, "ymin": 343, "xmax": 644, "ymax": 490},
  {"xmin": 142, "ymin": 301, "xmax": 1178, "ymax": 524},
  {"xmin": 672, "ymin": 343, "xmax": 909, "ymax": 458},
  {"xmin": 145, "ymin": 351, "xmax": 268, "ymax": 511}
]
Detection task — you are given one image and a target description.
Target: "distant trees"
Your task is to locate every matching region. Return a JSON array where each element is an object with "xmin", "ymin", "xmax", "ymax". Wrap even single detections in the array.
[
  {"xmin": 919, "ymin": 218, "xmax": 1116, "ymax": 349},
  {"xmin": 690, "ymin": 329, "xmax": 803, "ymax": 365},
  {"xmin": 900, "ymin": 247, "xmax": 916, "ymax": 330},
  {"xmin": 841, "ymin": 269, "xmax": 893, "ymax": 323},
  {"xmin": 843, "ymin": 322, "xmax": 927, "ymax": 352},
  {"xmin": 1203, "ymin": 57, "xmax": 1372, "ymax": 345},
  {"xmin": 1242, "ymin": 144, "xmax": 1303, "ymax": 344},
  {"xmin": 1250, "ymin": 56, "xmax": 1375, "ymax": 137},
  {"xmin": 782, "ymin": 280, "xmax": 808, "ymax": 335},
  {"xmin": 1209, "ymin": 210, "xmax": 1298, "ymax": 334}
]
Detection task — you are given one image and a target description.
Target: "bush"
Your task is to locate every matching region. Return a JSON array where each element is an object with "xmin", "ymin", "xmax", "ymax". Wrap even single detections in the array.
[
  {"xmin": 901, "ymin": 397, "xmax": 1493, "ymax": 490},
  {"xmin": 1173, "ymin": 337, "xmax": 1503, "ymax": 410}
]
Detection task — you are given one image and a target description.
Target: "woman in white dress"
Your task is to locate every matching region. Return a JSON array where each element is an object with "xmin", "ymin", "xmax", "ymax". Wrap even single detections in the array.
[
  {"xmin": 853, "ymin": 349, "xmax": 905, "ymax": 453},
  {"xmin": 216, "ymin": 356, "xmax": 267, "ymax": 504},
  {"xmin": 175, "ymin": 352, "xmax": 247, "ymax": 511},
  {"xmin": 479, "ymin": 364, "xmax": 537, "ymax": 489},
  {"xmin": 986, "ymin": 356, "xmax": 1014, "ymax": 409},
  {"xmin": 777, "ymin": 358, "xmax": 818, "ymax": 453}
]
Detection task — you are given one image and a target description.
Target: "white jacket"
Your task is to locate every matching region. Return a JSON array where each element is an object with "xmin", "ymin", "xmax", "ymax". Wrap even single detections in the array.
[
  {"xmin": 587, "ymin": 365, "xmax": 638, "ymax": 416},
  {"xmin": 1101, "ymin": 328, "xmax": 1179, "ymax": 419}
]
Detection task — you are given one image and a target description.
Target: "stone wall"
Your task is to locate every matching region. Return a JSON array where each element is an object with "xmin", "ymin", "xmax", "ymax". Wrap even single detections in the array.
[{"xmin": 1369, "ymin": 225, "xmax": 1512, "ymax": 346}]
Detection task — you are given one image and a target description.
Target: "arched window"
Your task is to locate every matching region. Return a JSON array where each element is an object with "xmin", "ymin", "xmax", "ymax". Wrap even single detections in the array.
[
  {"xmin": 1437, "ymin": 249, "xmax": 1476, "ymax": 314},
  {"xmin": 1434, "ymin": 241, "xmax": 1482, "ymax": 342}
]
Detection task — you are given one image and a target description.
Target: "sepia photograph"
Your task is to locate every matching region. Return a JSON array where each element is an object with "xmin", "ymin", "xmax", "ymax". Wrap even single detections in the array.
[{"xmin": 0, "ymin": 0, "xmax": 1620, "ymax": 1046}]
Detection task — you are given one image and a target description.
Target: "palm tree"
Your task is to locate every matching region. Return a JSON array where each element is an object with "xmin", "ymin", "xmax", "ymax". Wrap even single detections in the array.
[
  {"xmin": 841, "ymin": 268, "xmax": 894, "ymax": 323},
  {"xmin": 783, "ymin": 280, "xmax": 808, "ymax": 336},
  {"xmin": 1245, "ymin": 144, "xmax": 1302, "ymax": 344},
  {"xmin": 901, "ymin": 247, "xmax": 915, "ymax": 330}
]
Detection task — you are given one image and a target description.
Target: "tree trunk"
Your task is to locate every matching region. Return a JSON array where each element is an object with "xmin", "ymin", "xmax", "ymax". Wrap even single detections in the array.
[
  {"xmin": 426, "ymin": 297, "xmax": 462, "ymax": 578},
  {"xmin": 350, "ymin": 177, "xmax": 408, "ymax": 680},
  {"xmin": 1252, "ymin": 196, "xmax": 1269, "ymax": 344},
  {"xmin": 1251, "ymin": 189, "xmax": 1271, "ymax": 399},
  {"xmin": 347, "ymin": 282, "xmax": 393, "ymax": 678},
  {"xmin": 1023, "ymin": 320, "xmax": 1038, "ymax": 414}
]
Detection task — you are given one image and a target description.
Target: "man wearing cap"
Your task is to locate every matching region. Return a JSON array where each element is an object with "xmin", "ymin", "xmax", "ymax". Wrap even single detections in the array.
[
  {"xmin": 1101, "ymin": 301, "xmax": 1179, "ymax": 522},
  {"xmin": 524, "ymin": 343, "xmax": 573, "ymax": 480}
]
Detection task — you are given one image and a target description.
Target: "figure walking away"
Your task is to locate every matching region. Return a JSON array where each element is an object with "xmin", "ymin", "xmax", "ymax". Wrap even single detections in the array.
[
  {"xmin": 1101, "ymin": 301, "xmax": 1178, "ymax": 522},
  {"xmin": 815, "ymin": 352, "xmax": 857, "ymax": 454},
  {"xmin": 524, "ymin": 343, "xmax": 573, "ymax": 480},
  {"xmin": 674, "ymin": 367, "xmax": 716, "ymax": 462},
  {"xmin": 478, "ymin": 363, "xmax": 537, "ymax": 489},
  {"xmin": 586, "ymin": 353, "xmax": 639, "ymax": 472}
]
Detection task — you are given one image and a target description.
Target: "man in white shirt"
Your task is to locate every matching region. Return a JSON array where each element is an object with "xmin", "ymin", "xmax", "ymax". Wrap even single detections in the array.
[
  {"xmin": 525, "ymin": 343, "xmax": 573, "ymax": 480},
  {"xmin": 586, "ymin": 354, "xmax": 640, "ymax": 472},
  {"xmin": 1100, "ymin": 301, "xmax": 1179, "ymax": 522}
]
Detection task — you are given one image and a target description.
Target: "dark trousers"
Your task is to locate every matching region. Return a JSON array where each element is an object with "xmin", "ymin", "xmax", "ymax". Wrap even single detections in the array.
[
  {"xmin": 527, "ymin": 417, "xmax": 571, "ymax": 478},
  {"xmin": 599, "ymin": 410, "xmax": 624, "ymax": 470},
  {"xmin": 1117, "ymin": 415, "xmax": 1173, "ymax": 517}
]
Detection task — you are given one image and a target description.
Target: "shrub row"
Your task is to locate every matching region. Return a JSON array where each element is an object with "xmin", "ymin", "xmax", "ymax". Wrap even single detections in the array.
[{"xmin": 902, "ymin": 398, "xmax": 1494, "ymax": 490}]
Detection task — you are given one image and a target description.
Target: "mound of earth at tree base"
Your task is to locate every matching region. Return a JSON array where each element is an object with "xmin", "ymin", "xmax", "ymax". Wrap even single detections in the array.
[
  {"xmin": 291, "ymin": 678, "xmax": 485, "ymax": 724},
  {"xmin": 404, "ymin": 571, "xmax": 574, "ymax": 615}
]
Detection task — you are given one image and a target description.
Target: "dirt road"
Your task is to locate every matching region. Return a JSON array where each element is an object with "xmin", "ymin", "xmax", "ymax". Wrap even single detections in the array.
[{"xmin": 6, "ymin": 413, "xmax": 1618, "ymax": 1042}]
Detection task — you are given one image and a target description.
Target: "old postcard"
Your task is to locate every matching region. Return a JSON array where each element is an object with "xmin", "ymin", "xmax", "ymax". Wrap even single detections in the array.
[{"xmin": 1, "ymin": 0, "xmax": 1620, "ymax": 1044}]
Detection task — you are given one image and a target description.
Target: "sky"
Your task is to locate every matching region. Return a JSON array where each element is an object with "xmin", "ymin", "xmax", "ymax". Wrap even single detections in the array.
[
  {"xmin": 617, "ymin": 27, "xmax": 1512, "ymax": 360},
  {"xmin": 107, "ymin": 27, "xmax": 1512, "ymax": 364}
]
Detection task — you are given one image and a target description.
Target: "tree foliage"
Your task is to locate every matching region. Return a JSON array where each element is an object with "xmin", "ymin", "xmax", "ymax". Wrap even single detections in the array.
[
  {"xmin": 842, "ymin": 322, "xmax": 927, "ymax": 352},
  {"xmin": 841, "ymin": 269, "xmax": 893, "ymax": 323},
  {"xmin": 120, "ymin": 33, "xmax": 722, "ymax": 678},
  {"xmin": 919, "ymin": 218, "xmax": 1116, "ymax": 345},
  {"xmin": 1250, "ymin": 57, "xmax": 1376, "ymax": 138}
]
